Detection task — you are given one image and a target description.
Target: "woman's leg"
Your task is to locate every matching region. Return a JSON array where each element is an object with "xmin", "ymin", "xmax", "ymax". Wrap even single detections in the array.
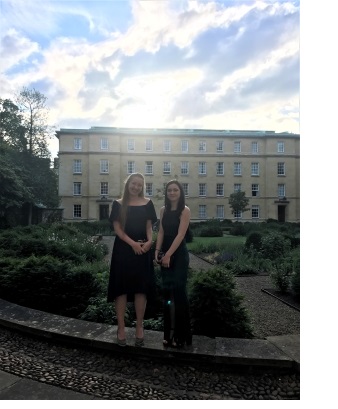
[
  {"xmin": 134, "ymin": 293, "xmax": 147, "ymax": 338},
  {"xmin": 115, "ymin": 294, "xmax": 127, "ymax": 340}
]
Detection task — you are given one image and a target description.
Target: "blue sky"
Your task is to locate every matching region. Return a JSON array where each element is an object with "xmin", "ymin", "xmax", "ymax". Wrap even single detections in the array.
[{"xmin": 0, "ymin": 0, "xmax": 300, "ymax": 157}]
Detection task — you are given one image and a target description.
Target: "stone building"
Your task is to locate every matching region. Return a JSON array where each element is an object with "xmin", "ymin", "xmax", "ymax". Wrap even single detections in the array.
[{"xmin": 56, "ymin": 127, "xmax": 300, "ymax": 223}]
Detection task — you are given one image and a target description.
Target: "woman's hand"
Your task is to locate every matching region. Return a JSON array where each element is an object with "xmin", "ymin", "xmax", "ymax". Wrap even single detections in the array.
[{"xmin": 132, "ymin": 241, "xmax": 144, "ymax": 255}]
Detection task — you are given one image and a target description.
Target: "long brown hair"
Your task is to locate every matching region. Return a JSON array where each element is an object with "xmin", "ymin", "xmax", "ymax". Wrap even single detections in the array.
[
  {"xmin": 164, "ymin": 180, "xmax": 185, "ymax": 214},
  {"xmin": 119, "ymin": 173, "xmax": 145, "ymax": 229}
]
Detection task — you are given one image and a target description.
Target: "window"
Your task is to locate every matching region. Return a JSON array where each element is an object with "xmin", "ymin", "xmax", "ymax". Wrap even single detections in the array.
[
  {"xmin": 100, "ymin": 182, "xmax": 108, "ymax": 196},
  {"xmin": 73, "ymin": 204, "xmax": 82, "ymax": 218},
  {"xmin": 199, "ymin": 183, "xmax": 207, "ymax": 197},
  {"xmin": 234, "ymin": 141, "xmax": 241, "ymax": 153},
  {"xmin": 234, "ymin": 210, "xmax": 242, "ymax": 219},
  {"xmin": 74, "ymin": 138, "xmax": 82, "ymax": 150},
  {"xmin": 163, "ymin": 161, "xmax": 171, "ymax": 175},
  {"xmin": 216, "ymin": 183, "xmax": 224, "ymax": 196},
  {"xmin": 234, "ymin": 183, "xmax": 242, "ymax": 192},
  {"xmin": 73, "ymin": 159, "xmax": 82, "ymax": 173},
  {"xmin": 73, "ymin": 182, "xmax": 82, "ymax": 195},
  {"xmin": 100, "ymin": 160, "xmax": 109, "ymax": 173},
  {"xmin": 163, "ymin": 140, "xmax": 171, "ymax": 152},
  {"xmin": 145, "ymin": 161, "xmax": 153, "ymax": 175},
  {"xmin": 251, "ymin": 141, "xmax": 258, "ymax": 153},
  {"xmin": 251, "ymin": 162, "xmax": 259, "ymax": 176},
  {"xmin": 127, "ymin": 139, "xmax": 135, "ymax": 151},
  {"xmin": 181, "ymin": 140, "xmax": 189, "ymax": 152},
  {"xmin": 198, "ymin": 161, "xmax": 207, "ymax": 175},
  {"xmin": 252, "ymin": 184, "xmax": 259, "ymax": 197},
  {"xmin": 199, "ymin": 205, "xmax": 207, "ymax": 219},
  {"xmin": 181, "ymin": 161, "xmax": 189, "ymax": 175},
  {"xmin": 277, "ymin": 162, "xmax": 285, "ymax": 176},
  {"xmin": 234, "ymin": 162, "xmax": 242, "ymax": 176},
  {"xmin": 278, "ymin": 184, "xmax": 286, "ymax": 197},
  {"xmin": 101, "ymin": 138, "xmax": 108, "ymax": 150},
  {"xmin": 216, "ymin": 141, "xmax": 224, "ymax": 152},
  {"xmin": 216, "ymin": 205, "xmax": 224, "ymax": 218},
  {"xmin": 145, "ymin": 182, "xmax": 153, "ymax": 196},
  {"xmin": 127, "ymin": 161, "xmax": 135, "ymax": 174},
  {"xmin": 145, "ymin": 139, "xmax": 153, "ymax": 151},
  {"xmin": 277, "ymin": 141, "xmax": 285, "ymax": 153},
  {"xmin": 252, "ymin": 205, "xmax": 260, "ymax": 219},
  {"xmin": 216, "ymin": 162, "xmax": 224, "ymax": 175},
  {"xmin": 199, "ymin": 140, "xmax": 206, "ymax": 152},
  {"xmin": 182, "ymin": 183, "xmax": 189, "ymax": 196}
]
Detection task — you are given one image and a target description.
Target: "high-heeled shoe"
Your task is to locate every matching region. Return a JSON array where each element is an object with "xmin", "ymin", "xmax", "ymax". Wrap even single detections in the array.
[{"xmin": 116, "ymin": 330, "xmax": 126, "ymax": 347}]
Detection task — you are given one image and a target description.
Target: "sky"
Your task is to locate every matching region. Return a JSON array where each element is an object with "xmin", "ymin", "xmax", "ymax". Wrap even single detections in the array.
[{"xmin": 0, "ymin": 0, "xmax": 300, "ymax": 159}]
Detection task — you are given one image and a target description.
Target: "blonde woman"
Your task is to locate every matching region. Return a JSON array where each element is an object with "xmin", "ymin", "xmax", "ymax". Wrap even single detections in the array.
[{"xmin": 107, "ymin": 173, "xmax": 157, "ymax": 347}]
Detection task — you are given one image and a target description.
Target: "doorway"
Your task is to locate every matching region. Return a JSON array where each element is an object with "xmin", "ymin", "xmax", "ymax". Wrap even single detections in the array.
[
  {"xmin": 277, "ymin": 205, "xmax": 286, "ymax": 222},
  {"xmin": 99, "ymin": 204, "xmax": 109, "ymax": 221}
]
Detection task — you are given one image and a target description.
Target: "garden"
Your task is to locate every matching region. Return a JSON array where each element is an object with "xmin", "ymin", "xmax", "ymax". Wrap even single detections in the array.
[{"xmin": 0, "ymin": 219, "xmax": 299, "ymax": 340}]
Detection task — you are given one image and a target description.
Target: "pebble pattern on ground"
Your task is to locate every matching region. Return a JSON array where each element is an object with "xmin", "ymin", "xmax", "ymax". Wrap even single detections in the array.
[{"xmin": 0, "ymin": 327, "xmax": 299, "ymax": 400}]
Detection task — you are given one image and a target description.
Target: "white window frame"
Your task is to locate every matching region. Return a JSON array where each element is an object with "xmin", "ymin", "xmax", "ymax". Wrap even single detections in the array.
[
  {"xmin": 234, "ymin": 183, "xmax": 242, "ymax": 192},
  {"xmin": 216, "ymin": 183, "xmax": 224, "ymax": 197},
  {"xmin": 73, "ymin": 182, "xmax": 82, "ymax": 196},
  {"xmin": 73, "ymin": 159, "xmax": 82, "ymax": 174},
  {"xmin": 182, "ymin": 183, "xmax": 189, "ymax": 196},
  {"xmin": 252, "ymin": 205, "xmax": 260, "ymax": 219},
  {"xmin": 199, "ymin": 140, "xmax": 207, "ymax": 152},
  {"xmin": 277, "ymin": 141, "xmax": 285, "ymax": 153},
  {"xmin": 100, "ymin": 160, "xmax": 109, "ymax": 174},
  {"xmin": 100, "ymin": 182, "xmax": 108, "ymax": 196},
  {"xmin": 145, "ymin": 182, "xmax": 153, "ymax": 196},
  {"xmin": 278, "ymin": 184, "xmax": 286, "ymax": 198},
  {"xmin": 145, "ymin": 161, "xmax": 153, "ymax": 175},
  {"xmin": 181, "ymin": 161, "xmax": 189, "ymax": 175},
  {"xmin": 127, "ymin": 161, "xmax": 135, "ymax": 174},
  {"xmin": 163, "ymin": 140, "xmax": 171, "ymax": 152},
  {"xmin": 216, "ymin": 205, "xmax": 224, "ymax": 219},
  {"xmin": 199, "ymin": 183, "xmax": 207, "ymax": 197},
  {"xmin": 101, "ymin": 138, "xmax": 108, "ymax": 150},
  {"xmin": 234, "ymin": 141, "xmax": 241, "ymax": 153},
  {"xmin": 251, "ymin": 162, "xmax": 259, "ymax": 176},
  {"xmin": 252, "ymin": 184, "xmax": 259, "ymax": 197},
  {"xmin": 163, "ymin": 161, "xmax": 171, "ymax": 175},
  {"xmin": 198, "ymin": 204, "xmax": 207, "ymax": 219},
  {"xmin": 74, "ymin": 138, "xmax": 82, "ymax": 150},
  {"xmin": 234, "ymin": 210, "xmax": 242, "ymax": 219},
  {"xmin": 216, "ymin": 162, "xmax": 224, "ymax": 176},
  {"xmin": 234, "ymin": 162, "xmax": 242, "ymax": 176},
  {"xmin": 216, "ymin": 141, "xmax": 224, "ymax": 152},
  {"xmin": 181, "ymin": 140, "xmax": 189, "ymax": 152},
  {"xmin": 127, "ymin": 139, "xmax": 135, "ymax": 151},
  {"xmin": 251, "ymin": 141, "xmax": 258, "ymax": 153},
  {"xmin": 198, "ymin": 161, "xmax": 207, "ymax": 175},
  {"xmin": 145, "ymin": 139, "xmax": 153, "ymax": 152},
  {"xmin": 277, "ymin": 162, "xmax": 285, "ymax": 176}
]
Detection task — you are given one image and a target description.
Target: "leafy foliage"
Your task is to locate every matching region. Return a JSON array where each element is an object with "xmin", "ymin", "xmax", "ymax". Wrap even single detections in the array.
[{"xmin": 188, "ymin": 267, "xmax": 254, "ymax": 338}]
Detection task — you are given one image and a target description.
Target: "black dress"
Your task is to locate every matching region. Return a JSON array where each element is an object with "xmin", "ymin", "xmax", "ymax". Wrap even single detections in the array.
[
  {"xmin": 161, "ymin": 209, "xmax": 192, "ymax": 346},
  {"xmin": 107, "ymin": 200, "xmax": 157, "ymax": 303}
]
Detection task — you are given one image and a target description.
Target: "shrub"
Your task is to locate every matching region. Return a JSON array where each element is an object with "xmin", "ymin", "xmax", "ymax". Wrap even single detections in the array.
[
  {"xmin": 229, "ymin": 223, "xmax": 246, "ymax": 236},
  {"xmin": 259, "ymin": 232, "xmax": 291, "ymax": 260},
  {"xmin": 199, "ymin": 226, "xmax": 223, "ymax": 237},
  {"xmin": 245, "ymin": 232, "xmax": 263, "ymax": 252},
  {"xmin": 188, "ymin": 267, "xmax": 254, "ymax": 338}
]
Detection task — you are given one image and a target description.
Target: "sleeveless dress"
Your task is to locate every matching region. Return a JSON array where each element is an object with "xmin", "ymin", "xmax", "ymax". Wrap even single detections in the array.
[
  {"xmin": 161, "ymin": 209, "xmax": 192, "ymax": 346},
  {"xmin": 107, "ymin": 200, "xmax": 157, "ymax": 303}
]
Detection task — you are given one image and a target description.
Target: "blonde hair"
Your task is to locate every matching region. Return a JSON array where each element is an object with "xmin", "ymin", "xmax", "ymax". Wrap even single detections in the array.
[{"xmin": 119, "ymin": 173, "xmax": 145, "ymax": 229}]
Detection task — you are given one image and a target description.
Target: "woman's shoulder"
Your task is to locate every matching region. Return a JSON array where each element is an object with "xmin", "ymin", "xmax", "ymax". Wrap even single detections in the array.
[{"xmin": 114, "ymin": 199, "xmax": 122, "ymax": 205}]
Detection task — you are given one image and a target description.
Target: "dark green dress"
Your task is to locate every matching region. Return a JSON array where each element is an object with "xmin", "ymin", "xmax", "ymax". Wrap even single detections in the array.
[{"xmin": 161, "ymin": 209, "xmax": 192, "ymax": 346}]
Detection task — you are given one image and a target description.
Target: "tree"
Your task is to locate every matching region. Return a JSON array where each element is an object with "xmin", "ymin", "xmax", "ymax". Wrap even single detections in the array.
[
  {"xmin": 228, "ymin": 191, "xmax": 250, "ymax": 221},
  {"xmin": 15, "ymin": 87, "xmax": 51, "ymax": 158},
  {"xmin": 0, "ymin": 98, "xmax": 26, "ymax": 151}
]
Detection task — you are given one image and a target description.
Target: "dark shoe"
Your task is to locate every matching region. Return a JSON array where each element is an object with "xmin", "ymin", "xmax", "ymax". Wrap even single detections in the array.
[
  {"xmin": 135, "ymin": 337, "xmax": 144, "ymax": 347},
  {"xmin": 116, "ymin": 330, "xmax": 126, "ymax": 347}
]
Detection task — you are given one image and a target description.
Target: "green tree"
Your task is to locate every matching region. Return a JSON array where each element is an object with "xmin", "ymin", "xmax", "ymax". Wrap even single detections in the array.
[
  {"xmin": 228, "ymin": 191, "xmax": 250, "ymax": 221},
  {"xmin": 15, "ymin": 87, "xmax": 51, "ymax": 158}
]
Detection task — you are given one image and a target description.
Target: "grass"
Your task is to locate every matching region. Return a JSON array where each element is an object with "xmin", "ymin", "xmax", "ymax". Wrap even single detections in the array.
[{"xmin": 187, "ymin": 235, "xmax": 246, "ymax": 255}]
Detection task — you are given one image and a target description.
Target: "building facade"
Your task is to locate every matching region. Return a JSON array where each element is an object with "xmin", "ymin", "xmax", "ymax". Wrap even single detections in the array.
[{"xmin": 56, "ymin": 127, "xmax": 300, "ymax": 223}]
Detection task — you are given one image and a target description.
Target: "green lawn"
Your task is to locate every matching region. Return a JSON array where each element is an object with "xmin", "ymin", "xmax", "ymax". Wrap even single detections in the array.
[{"xmin": 187, "ymin": 235, "xmax": 246, "ymax": 254}]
